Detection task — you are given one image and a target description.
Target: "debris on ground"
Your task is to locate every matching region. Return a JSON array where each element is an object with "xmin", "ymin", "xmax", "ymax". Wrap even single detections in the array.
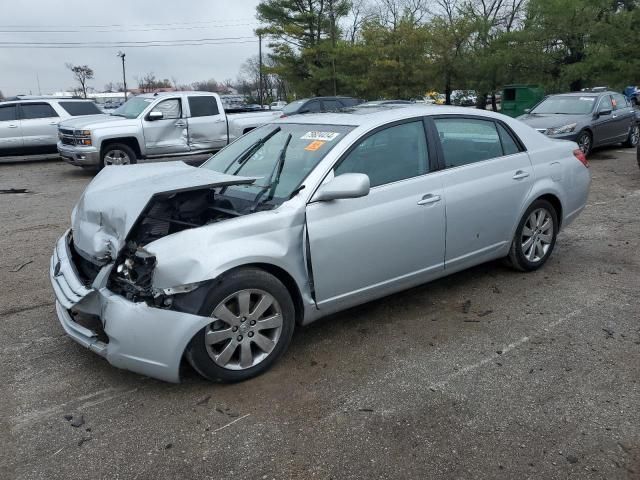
[
  {"xmin": 478, "ymin": 310, "xmax": 493, "ymax": 317},
  {"xmin": 196, "ymin": 395, "xmax": 211, "ymax": 406},
  {"xmin": 70, "ymin": 415, "xmax": 85, "ymax": 428},
  {"xmin": 9, "ymin": 260, "xmax": 33, "ymax": 272},
  {"xmin": 462, "ymin": 300, "xmax": 472, "ymax": 314},
  {"xmin": 602, "ymin": 328, "xmax": 614, "ymax": 338},
  {"xmin": 77, "ymin": 437, "xmax": 91, "ymax": 447},
  {"xmin": 566, "ymin": 455, "xmax": 579, "ymax": 464},
  {"xmin": 0, "ymin": 188, "xmax": 29, "ymax": 194}
]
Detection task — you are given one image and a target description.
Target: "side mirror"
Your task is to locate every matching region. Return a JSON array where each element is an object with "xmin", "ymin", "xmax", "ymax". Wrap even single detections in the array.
[
  {"xmin": 313, "ymin": 173, "xmax": 370, "ymax": 202},
  {"xmin": 598, "ymin": 108, "xmax": 612, "ymax": 117},
  {"xmin": 148, "ymin": 111, "xmax": 164, "ymax": 121}
]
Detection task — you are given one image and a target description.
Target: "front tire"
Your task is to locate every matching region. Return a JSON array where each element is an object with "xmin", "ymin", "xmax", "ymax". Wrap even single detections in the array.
[
  {"xmin": 100, "ymin": 143, "xmax": 137, "ymax": 169},
  {"xmin": 508, "ymin": 199, "xmax": 559, "ymax": 272},
  {"xmin": 576, "ymin": 131, "xmax": 592, "ymax": 156},
  {"xmin": 623, "ymin": 124, "xmax": 639, "ymax": 148},
  {"xmin": 185, "ymin": 268, "xmax": 295, "ymax": 383}
]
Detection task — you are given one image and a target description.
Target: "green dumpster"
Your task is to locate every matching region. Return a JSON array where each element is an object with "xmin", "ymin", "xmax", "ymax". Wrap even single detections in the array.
[{"xmin": 501, "ymin": 84, "xmax": 545, "ymax": 118}]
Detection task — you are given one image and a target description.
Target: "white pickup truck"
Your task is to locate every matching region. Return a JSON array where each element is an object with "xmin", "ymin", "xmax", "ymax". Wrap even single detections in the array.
[{"xmin": 57, "ymin": 91, "xmax": 280, "ymax": 169}]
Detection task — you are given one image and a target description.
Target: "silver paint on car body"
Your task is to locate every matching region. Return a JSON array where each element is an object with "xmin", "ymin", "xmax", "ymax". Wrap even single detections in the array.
[{"xmin": 51, "ymin": 105, "xmax": 591, "ymax": 382}]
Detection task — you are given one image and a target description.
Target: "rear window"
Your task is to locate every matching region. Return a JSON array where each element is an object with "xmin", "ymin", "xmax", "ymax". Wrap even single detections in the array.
[
  {"xmin": 20, "ymin": 103, "xmax": 58, "ymax": 119},
  {"xmin": 188, "ymin": 96, "xmax": 220, "ymax": 117},
  {"xmin": 58, "ymin": 101, "xmax": 102, "ymax": 116}
]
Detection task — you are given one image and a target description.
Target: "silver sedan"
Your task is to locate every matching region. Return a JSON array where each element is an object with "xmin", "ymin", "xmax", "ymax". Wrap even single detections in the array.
[{"xmin": 50, "ymin": 106, "xmax": 591, "ymax": 383}]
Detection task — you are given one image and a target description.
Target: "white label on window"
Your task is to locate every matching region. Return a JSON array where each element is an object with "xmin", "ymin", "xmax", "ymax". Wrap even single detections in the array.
[
  {"xmin": 301, "ymin": 131, "xmax": 340, "ymax": 141},
  {"xmin": 579, "ymin": 97, "xmax": 595, "ymax": 101}
]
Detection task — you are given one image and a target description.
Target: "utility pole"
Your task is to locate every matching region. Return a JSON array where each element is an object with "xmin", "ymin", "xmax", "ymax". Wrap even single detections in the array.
[
  {"xmin": 117, "ymin": 51, "xmax": 127, "ymax": 101},
  {"xmin": 329, "ymin": 0, "xmax": 337, "ymax": 96},
  {"xmin": 258, "ymin": 34, "xmax": 264, "ymax": 108},
  {"xmin": 36, "ymin": 73, "xmax": 41, "ymax": 95}
]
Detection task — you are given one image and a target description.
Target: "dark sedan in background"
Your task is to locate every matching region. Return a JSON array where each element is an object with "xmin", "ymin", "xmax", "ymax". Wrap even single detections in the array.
[{"xmin": 519, "ymin": 90, "xmax": 639, "ymax": 155}]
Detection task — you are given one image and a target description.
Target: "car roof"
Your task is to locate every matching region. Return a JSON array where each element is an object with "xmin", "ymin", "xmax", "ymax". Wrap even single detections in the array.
[
  {"xmin": 276, "ymin": 105, "xmax": 507, "ymax": 127},
  {"xmin": 549, "ymin": 91, "xmax": 616, "ymax": 97},
  {"xmin": 0, "ymin": 97, "xmax": 94, "ymax": 105},
  {"xmin": 136, "ymin": 91, "xmax": 215, "ymax": 99}
]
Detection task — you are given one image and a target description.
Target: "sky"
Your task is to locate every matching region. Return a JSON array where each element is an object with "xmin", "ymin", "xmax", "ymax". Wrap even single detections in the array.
[{"xmin": 0, "ymin": 0, "xmax": 263, "ymax": 96}]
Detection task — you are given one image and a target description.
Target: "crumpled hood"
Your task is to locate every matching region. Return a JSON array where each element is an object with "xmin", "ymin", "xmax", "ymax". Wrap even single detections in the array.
[
  {"xmin": 59, "ymin": 114, "xmax": 138, "ymax": 130},
  {"xmin": 517, "ymin": 113, "xmax": 586, "ymax": 130},
  {"xmin": 71, "ymin": 162, "xmax": 256, "ymax": 262}
]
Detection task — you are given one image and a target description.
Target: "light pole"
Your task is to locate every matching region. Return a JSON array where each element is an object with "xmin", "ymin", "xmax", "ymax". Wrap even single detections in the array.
[{"xmin": 117, "ymin": 51, "xmax": 127, "ymax": 101}]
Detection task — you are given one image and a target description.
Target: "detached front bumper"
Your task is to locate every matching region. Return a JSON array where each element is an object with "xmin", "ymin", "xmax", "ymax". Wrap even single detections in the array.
[
  {"xmin": 50, "ymin": 231, "xmax": 212, "ymax": 383},
  {"xmin": 57, "ymin": 142, "xmax": 100, "ymax": 167}
]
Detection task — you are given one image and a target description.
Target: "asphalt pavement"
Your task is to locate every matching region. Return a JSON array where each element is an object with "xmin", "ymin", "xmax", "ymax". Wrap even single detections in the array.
[{"xmin": 1, "ymin": 148, "xmax": 639, "ymax": 479}]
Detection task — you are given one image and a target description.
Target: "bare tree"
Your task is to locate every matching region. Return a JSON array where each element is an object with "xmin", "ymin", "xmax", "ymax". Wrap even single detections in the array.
[
  {"xmin": 66, "ymin": 64, "xmax": 94, "ymax": 98},
  {"xmin": 0, "ymin": 90, "xmax": 4, "ymax": 101}
]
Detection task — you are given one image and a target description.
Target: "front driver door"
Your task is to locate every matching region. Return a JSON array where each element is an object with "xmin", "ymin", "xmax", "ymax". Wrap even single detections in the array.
[
  {"xmin": 143, "ymin": 97, "xmax": 189, "ymax": 155},
  {"xmin": 305, "ymin": 119, "xmax": 446, "ymax": 312}
]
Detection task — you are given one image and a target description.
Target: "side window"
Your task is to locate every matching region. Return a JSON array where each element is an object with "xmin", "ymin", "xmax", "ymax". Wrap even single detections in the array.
[
  {"xmin": 334, "ymin": 121, "xmax": 429, "ymax": 188},
  {"xmin": 598, "ymin": 95, "xmax": 613, "ymax": 113},
  {"xmin": 20, "ymin": 103, "xmax": 58, "ymax": 119},
  {"xmin": 322, "ymin": 100, "xmax": 342, "ymax": 111},
  {"xmin": 434, "ymin": 118, "xmax": 504, "ymax": 168},
  {"xmin": 188, "ymin": 96, "xmax": 220, "ymax": 117},
  {"xmin": 304, "ymin": 101, "xmax": 321, "ymax": 113},
  {"xmin": 612, "ymin": 93, "xmax": 628, "ymax": 110},
  {"xmin": 0, "ymin": 105, "xmax": 17, "ymax": 121},
  {"xmin": 151, "ymin": 99, "xmax": 181, "ymax": 119},
  {"xmin": 497, "ymin": 123, "xmax": 521, "ymax": 156},
  {"xmin": 58, "ymin": 101, "xmax": 102, "ymax": 116}
]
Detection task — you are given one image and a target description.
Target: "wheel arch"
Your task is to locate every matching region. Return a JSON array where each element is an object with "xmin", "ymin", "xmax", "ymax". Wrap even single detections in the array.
[
  {"xmin": 100, "ymin": 137, "xmax": 141, "ymax": 158},
  {"xmin": 219, "ymin": 263, "xmax": 305, "ymax": 326},
  {"xmin": 536, "ymin": 193, "xmax": 563, "ymax": 229}
]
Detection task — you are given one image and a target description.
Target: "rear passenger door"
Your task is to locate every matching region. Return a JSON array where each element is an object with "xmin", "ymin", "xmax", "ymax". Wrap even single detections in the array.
[
  {"xmin": 321, "ymin": 99, "xmax": 343, "ymax": 112},
  {"xmin": 187, "ymin": 95, "xmax": 228, "ymax": 151},
  {"xmin": 433, "ymin": 116, "xmax": 533, "ymax": 270},
  {"xmin": 592, "ymin": 95, "xmax": 617, "ymax": 145},
  {"xmin": 18, "ymin": 102, "xmax": 60, "ymax": 153},
  {"xmin": 611, "ymin": 93, "xmax": 635, "ymax": 142},
  {"xmin": 0, "ymin": 104, "xmax": 22, "ymax": 156}
]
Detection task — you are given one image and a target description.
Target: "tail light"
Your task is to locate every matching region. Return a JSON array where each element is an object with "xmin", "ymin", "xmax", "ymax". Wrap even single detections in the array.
[{"xmin": 573, "ymin": 148, "xmax": 588, "ymax": 168}]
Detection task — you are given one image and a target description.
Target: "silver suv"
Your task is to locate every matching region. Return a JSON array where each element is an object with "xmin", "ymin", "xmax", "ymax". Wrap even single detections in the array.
[{"xmin": 0, "ymin": 97, "xmax": 102, "ymax": 159}]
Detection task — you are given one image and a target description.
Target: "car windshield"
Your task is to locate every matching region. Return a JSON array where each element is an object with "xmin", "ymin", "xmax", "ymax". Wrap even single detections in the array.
[
  {"xmin": 281, "ymin": 100, "xmax": 306, "ymax": 115},
  {"xmin": 531, "ymin": 96, "xmax": 596, "ymax": 115},
  {"xmin": 111, "ymin": 96, "xmax": 154, "ymax": 119},
  {"xmin": 201, "ymin": 123, "xmax": 354, "ymax": 208}
]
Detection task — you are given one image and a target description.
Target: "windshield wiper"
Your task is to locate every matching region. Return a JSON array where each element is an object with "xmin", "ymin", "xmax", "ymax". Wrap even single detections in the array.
[
  {"xmin": 110, "ymin": 113, "xmax": 126, "ymax": 117},
  {"xmin": 228, "ymin": 127, "xmax": 281, "ymax": 176},
  {"xmin": 250, "ymin": 133, "xmax": 292, "ymax": 211}
]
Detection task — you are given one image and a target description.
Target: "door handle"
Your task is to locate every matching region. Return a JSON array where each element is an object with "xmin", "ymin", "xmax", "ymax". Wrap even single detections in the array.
[
  {"xmin": 512, "ymin": 170, "xmax": 530, "ymax": 180},
  {"xmin": 417, "ymin": 193, "xmax": 441, "ymax": 206},
  {"xmin": 175, "ymin": 120, "xmax": 186, "ymax": 127},
  {"xmin": 8, "ymin": 124, "xmax": 18, "ymax": 128}
]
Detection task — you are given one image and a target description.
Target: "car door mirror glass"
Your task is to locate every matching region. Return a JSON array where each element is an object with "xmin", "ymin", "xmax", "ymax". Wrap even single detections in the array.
[
  {"xmin": 598, "ymin": 108, "xmax": 612, "ymax": 117},
  {"xmin": 148, "ymin": 111, "xmax": 164, "ymax": 121},
  {"xmin": 313, "ymin": 173, "xmax": 370, "ymax": 202}
]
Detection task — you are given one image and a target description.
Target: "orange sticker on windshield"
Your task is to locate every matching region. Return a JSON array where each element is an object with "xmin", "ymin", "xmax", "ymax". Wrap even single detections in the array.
[{"xmin": 305, "ymin": 140, "xmax": 325, "ymax": 151}]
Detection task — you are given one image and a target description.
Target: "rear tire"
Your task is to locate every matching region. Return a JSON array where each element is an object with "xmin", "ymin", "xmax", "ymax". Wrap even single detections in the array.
[
  {"xmin": 100, "ymin": 143, "xmax": 137, "ymax": 170},
  {"xmin": 507, "ymin": 199, "xmax": 558, "ymax": 272},
  {"xmin": 623, "ymin": 124, "xmax": 639, "ymax": 148},
  {"xmin": 185, "ymin": 268, "xmax": 295, "ymax": 383}
]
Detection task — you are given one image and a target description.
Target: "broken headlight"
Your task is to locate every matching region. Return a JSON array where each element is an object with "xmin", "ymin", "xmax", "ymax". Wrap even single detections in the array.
[{"xmin": 109, "ymin": 245, "xmax": 157, "ymax": 302}]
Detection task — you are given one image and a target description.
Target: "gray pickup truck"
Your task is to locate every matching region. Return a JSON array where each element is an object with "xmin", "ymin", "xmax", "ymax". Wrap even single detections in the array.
[{"xmin": 58, "ymin": 91, "xmax": 279, "ymax": 169}]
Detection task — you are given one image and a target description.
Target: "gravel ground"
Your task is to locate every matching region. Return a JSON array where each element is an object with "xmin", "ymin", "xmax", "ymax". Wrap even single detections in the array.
[{"xmin": 1, "ymin": 149, "xmax": 639, "ymax": 480}]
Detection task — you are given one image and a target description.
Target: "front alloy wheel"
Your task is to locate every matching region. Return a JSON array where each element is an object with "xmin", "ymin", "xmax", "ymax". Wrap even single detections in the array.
[
  {"xmin": 205, "ymin": 289, "xmax": 283, "ymax": 370},
  {"xmin": 186, "ymin": 268, "xmax": 295, "ymax": 382}
]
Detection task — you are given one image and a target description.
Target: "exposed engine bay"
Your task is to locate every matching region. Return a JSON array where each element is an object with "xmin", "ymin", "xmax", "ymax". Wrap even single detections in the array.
[{"xmin": 107, "ymin": 185, "xmax": 272, "ymax": 305}]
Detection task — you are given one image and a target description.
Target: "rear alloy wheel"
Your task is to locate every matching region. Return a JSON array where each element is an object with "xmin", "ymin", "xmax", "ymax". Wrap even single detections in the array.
[
  {"xmin": 100, "ymin": 143, "xmax": 137, "ymax": 169},
  {"xmin": 508, "ymin": 199, "xmax": 558, "ymax": 272},
  {"xmin": 186, "ymin": 268, "xmax": 295, "ymax": 382},
  {"xmin": 623, "ymin": 124, "xmax": 639, "ymax": 148},
  {"xmin": 576, "ymin": 131, "xmax": 592, "ymax": 155}
]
